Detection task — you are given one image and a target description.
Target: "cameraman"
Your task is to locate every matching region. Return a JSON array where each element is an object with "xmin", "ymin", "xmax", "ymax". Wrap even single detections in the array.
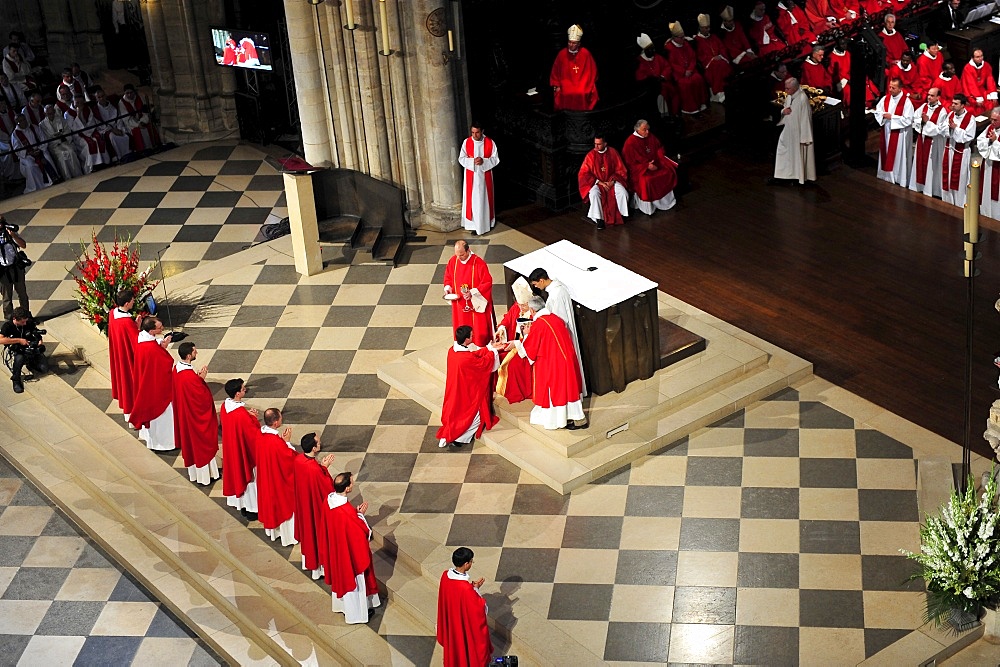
[
  {"xmin": 1, "ymin": 306, "xmax": 47, "ymax": 393},
  {"xmin": 0, "ymin": 216, "xmax": 28, "ymax": 321}
]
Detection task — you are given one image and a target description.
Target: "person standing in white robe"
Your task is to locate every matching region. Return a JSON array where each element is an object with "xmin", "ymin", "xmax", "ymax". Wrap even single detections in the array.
[
  {"xmin": 39, "ymin": 104, "xmax": 81, "ymax": 182},
  {"xmin": 773, "ymin": 77, "xmax": 816, "ymax": 185},
  {"xmin": 11, "ymin": 114, "xmax": 56, "ymax": 194},
  {"xmin": 908, "ymin": 87, "xmax": 946, "ymax": 198},
  {"xmin": 874, "ymin": 77, "xmax": 914, "ymax": 186},
  {"xmin": 527, "ymin": 268, "xmax": 588, "ymax": 397},
  {"xmin": 458, "ymin": 123, "xmax": 499, "ymax": 235},
  {"xmin": 940, "ymin": 93, "xmax": 976, "ymax": 208},
  {"xmin": 978, "ymin": 108, "xmax": 1000, "ymax": 219}
]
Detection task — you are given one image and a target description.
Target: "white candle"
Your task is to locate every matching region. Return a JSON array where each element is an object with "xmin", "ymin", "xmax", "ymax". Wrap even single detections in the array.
[
  {"xmin": 379, "ymin": 0, "xmax": 390, "ymax": 55},
  {"xmin": 448, "ymin": 29, "xmax": 454, "ymax": 52},
  {"xmin": 345, "ymin": 0, "xmax": 355, "ymax": 29}
]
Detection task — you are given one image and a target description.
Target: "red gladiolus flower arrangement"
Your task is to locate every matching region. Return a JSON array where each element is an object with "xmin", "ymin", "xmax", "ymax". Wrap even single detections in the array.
[{"xmin": 72, "ymin": 232, "xmax": 159, "ymax": 335}]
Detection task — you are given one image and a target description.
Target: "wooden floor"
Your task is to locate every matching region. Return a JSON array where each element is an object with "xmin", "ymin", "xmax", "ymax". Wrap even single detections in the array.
[{"xmin": 502, "ymin": 149, "xmax": 1000, "ymax": 460}]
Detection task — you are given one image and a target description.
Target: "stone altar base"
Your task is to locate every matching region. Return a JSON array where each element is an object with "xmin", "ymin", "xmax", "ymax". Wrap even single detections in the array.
[{"xmin": 378, "ymin": 291, "xmax": 813, "ymax": 493}]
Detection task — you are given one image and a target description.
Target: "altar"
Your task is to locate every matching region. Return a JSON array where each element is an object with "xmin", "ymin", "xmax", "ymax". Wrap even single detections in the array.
[{"xmin": 504, "ymin": 240, "xmax": 702, "ymax": 395}]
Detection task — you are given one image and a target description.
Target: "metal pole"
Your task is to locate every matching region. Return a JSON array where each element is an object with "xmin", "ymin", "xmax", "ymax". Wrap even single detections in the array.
[{"xmin": 962, "ymin": 159, "xmax": 982, "ymax": 492}]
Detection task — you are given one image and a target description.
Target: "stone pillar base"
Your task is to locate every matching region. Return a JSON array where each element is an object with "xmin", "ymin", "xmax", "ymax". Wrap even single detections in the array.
[
  {"xmin": 412, "ymin": 203, "xmax": 462, "ymax": 233},
  {"xmin": 283, "ymin": 173, "xmax": 323, "ymax": 277}
]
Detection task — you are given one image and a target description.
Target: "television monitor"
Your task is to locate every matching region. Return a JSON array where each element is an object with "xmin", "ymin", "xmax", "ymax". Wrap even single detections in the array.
[{"xmin": 211, "ymin": 27, "xmax": 272, "ymax": 71}]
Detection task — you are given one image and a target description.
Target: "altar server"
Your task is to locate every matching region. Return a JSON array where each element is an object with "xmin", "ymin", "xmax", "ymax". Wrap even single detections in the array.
[
  {"xmin": 293, "ymin": 433, "xmax": 335, "ymax": 579},
  {"xmin": 874, "ymin": 77, "xmax": 914, "ymax": 186},
  {"xmin": 458, "ymin": 123, "xmax": 499, "ymax": 235},
  {"xmin": 171, "ymin": 342, "xmax": 220, "ymax": 486},
  {"xmin": 437, "ymin": 325, "xmax": 500, "ymax": 448},
  {"xmin": 256, "ymin": 408, "xmax": 298, "ymax": 546},
  {"xmin": 323, "ymin": 472, "xmax": 381, "ymax": 623},
  {"xmin": 221, "ymin": 378, "xmax": 259, "ymax": 518},
  {"xmin": 107, "ymin": 289, "xmax": 138, "ymax": 423},
  {"xmin": 909, "ymin": 87, "xmax": 946, "ymax": 198},
  {"xmin": 129, "ymin": 317, "xmax": 176, "ymax": 451}
]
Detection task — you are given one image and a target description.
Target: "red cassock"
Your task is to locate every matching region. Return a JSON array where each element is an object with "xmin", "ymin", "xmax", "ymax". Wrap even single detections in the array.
[
  {"xmin": 829, "ymin": 49, "xmax": 851, "ymax": 105},
  {"xmin": 220, "ymin": 402, "xmax": 258, "ymax": 498},
  {"xmin": 129, "ymin": 339, "xmax": 173, "ymax": 430},
  {"xmin": 549, "ymin": 47, "xmax": 599, "ymax": 111},
  {"xmin": 256, "ymin": 431, "xmax": 298, "ymax": 530},
  {"xmin": 719, "ymin": 24, "xmax": 756, "ymax": 67},
  {"xmin": 805, "ymin": 0, "xmax": 839, "ymax": 32},
  {"xmin": 437, "ymin": 571, "xmax": 493, "ymax": 667},
  {"xmin": 223, "ymin": 43, "xmax": 237, "ymax": 66},
  {"xmin": 801, "ymin": 58, "xmax": 833, "ymax": 91},
  {"xmin": 962, "ymin": 61, "xmax": 998, "ymax": 116},
  {"xmin": 935, "ymin": 74, "xmax": 961, "ymax": 107},
  {"xmin": 916, "ymin": 52, "xmax": 942, "ymax": 100},
  {"xmin": 107, "ymin": 309, "xmax": 138, "ymax": 416},
  {"xmin": 443, "ymin": 253, "xmax": 495, "ymax": 347},
  {"xmin": 693, "ymin": 33, "xmax": 732, "ymax": 95},
  {"xmin": 622, "ymin": 132, "xmax": 678, "ymax": 203},
  {"xmin": 577, "ymin": 147, "xmax": 628, "ymax": 226},
  {"xmin": 635, "ymin": 54, "xmax": 680, "ymax": 115},
  {"xmin": 879, "ymin": 30, "xmax": 907, "ymax": 67},
  {"xmin": 664, "ymin": 39, "xmax": 708, "ymax": 113},
  {"xmin": 293, "ymin": 455, "xmax": 334, "ymax": 573},
  {"xmin": 322, "ymin": 500, "xmax": 378, "ymax": 597},
  {"xmin": 866, "ymin": 79, "xmax": 881, "ymax": 108},
  {"xmin": 494, "ymin": 305, "xmax": 533, "ymax": 403},
  {"xmin": 748, "ymin": 16, "xmax": 786, "ymax": 57},
  {"xmin": 888, "ymin": 63, "xmax": 920, "ymax": 102},
  {"xmin": 171, "ymin": 367, "xmax": 219, "ymax": 469},
  {"xmin": 436, "ymin": 346, "xmax": 499, "ymax": 442},
  {"xmin": 777, "ymin": 3, "xmax": 818, "ymax": 49},
  {"xmin": 521, "ymin": 314, "xmax": 582, "ymax": 409}
]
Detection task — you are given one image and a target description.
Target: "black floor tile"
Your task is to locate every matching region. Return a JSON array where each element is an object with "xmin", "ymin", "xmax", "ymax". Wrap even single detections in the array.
[
  {"xmin": 68, "ymin": 209, "xmax": 115, "ymax": 226},
  {"xmin": 399, "ymin": 482, "xmax": 461, "ymax": 513},
  {"xmin": 561, "ymin": 515, "xmax": 623, "ymax": 549},
  {"xmin": 280, "ymin": 398, "xmax": 336, "ymax": 425},
  {"xmin": 800, "ymin": 520, "xmax": 861, "ymax": 554},
  {"xmin": 861, "ymin": 555, "xmax": 924, "ymax": 592},
  {"xmin": 96, "ymin": 225, "xmax": 142, "ymax": 243},
  {"xmin": 28, "ymin": 279, "xmax": 66, "ymax": 302},
  {"xmin": 320, "ymin": 424, "xmax": 375, "ymax": 452},
  {"xmin": 224, "ymin": 207, "xmax": 271, "ymax": 225},
  {"xmin": 464, "ymin": 453, "xmax": 522, "ymax": 484},
  {"xmin": 0, "ymin": 635, "xmax": 31, "ymax": 663},
  {"xmin": 678, "ymin": 517, "xmax": 741, "ymax": 552},
  {"xmin": 0, "ymin": 535, "xmax": 38, "ymax": 567},
  {"xmin": 145, "ymin": 605, "xmax": 200, "ymax": 638},
  {"xmin": 547, "ymin": 583, "xmax": 613, "ymax": 621},
  {"xmin": 158, "ymin": 260, "xmax": 200, "ymax": 278},
  {"xmin": 741, "ymin": 487, "xmax": 799, "ymax": 519},
  {"xmin": 800, "ymin": 589, "xmax": 865, "ymax": 628},
  {"xmin": 192, "ymin": 146, "xmax": 235, "ymax": 161},
  {"xmin": 378, "ymin": 284, "xmax": 431, "ymax": 306},
  {"xmin": 399, "ymin": 244, "xmax": 446, "ymax": 265},
  {"xmin": 144, "ymin": 160, "xmax": 187, "ymax": 176},
  {"xmin": 359, "ymin": 327, "xmax": 411, "ymax": 350},
  {"xmin": 232, "ymin": 305, "xmax": 285, "ymax": 328},
  {"xmin": 9, "ymin": 482, "xmax": 49, "ymax": 506},
  {"xmin": 672, "ymin": 585, "xmax": 737, "ymax": 624},
  {"xmin": 737, "ymin": 552, "xmax": 800, "ymax": 588},
  {"xmin": 743, "ymin": 428, "xmax": 799, "ymax": 457},
  {"xmin": 301, "ymin": 349, "xmax": 356, "ymax": 374},
  {"xmin": 733, "ymin": 625, "xmax": 799, "ymax": 665},
  {"xmin": 625, "ymin": 485, "xmax": 684, "ymax": 517},
  {"xmin": 685, "ymin": 457, "xmax": 743, "ymax": 486},
  {"xmin": 266, "ymin": 327, "xmax": 319, "ymax": 350},
  {"xmin": 39, "ymin": 243, "xmax": 85, "ymax": 262},
  {"xmin": 592, "ymin": 467, "xmax": 631, "ymax": 485},
  {"xmin": 42, "ymin": 511, "xmax": 82, "ymax": 537},
  {"xmin": 495, "ymin": 547, "xmax": 560, "ymax": 583},
  {"xmin": 255, "ymin": 264, "xmax": 300, "ymax": 285},
  {"xmin": 145, "ymin": 208, "xmax": 193, "ymax": 224},
  {"xmin": 414, "ymin": 305, "xmax": 453, "ymax": 328},
  {"xmin": 289, "ymin": 285, "xmax": 339, "ymax": 306},
  {"xmin": 93, "ymin": 175, "xmax": 141, "ymax": 191},
  {"xmin": 377, "ymin": 398, "xmax": 431, "ymax": 425},
  {"xmin": 864, "ymin": 628, "xmax": 912, "ymax": 658},
  {"xmin": 855, "ymin": 430, "xmax": 914, "ymax": 459},
  {"xmin": 799, "ymin": 401, "xmax": 855, "ymax": 429},
  {"xmin": 198, "ymin": 191, "xmax": 243, "ymax": 208},
  {"xmin": 108, "ymin": 570, "xmax": 156, "ymax": 602},
  {"xmin": 244, "ymin": 373, "xmax": 298, "ymax": 398},
  {"xmin": 342, "ymin": 264, "xmax": 393, "ymax": 285},
  {"xmin": 358, "ymin": 453, "xmax": 417, "ymax": 483},
  {"xmin": 654, "ymin": 437, "xmax": 688, "ymax": 456},
  {"xmin": 200, "ymin": 284, "xmax": 254, "ymax": 308},
  {"xmin": 615, "ymin": 549, "xmax": 677, "ymax": 586},
  {"xmin": 337, "ymin": 374, "xmax": 390, "ymax": 399},
  {"xmin": 73, "ymin": 635, "xmax": 143, "ymax": 664},
  {"xmin": 42, "ymin": 192, "xmax": 90, "ymax": 208},
  {"xmin": 174, "ymin": 225, "xmax": 222, "ymax": 243},
  {"xmin": 34, "ymin": 600, "xmax": 104, "ymax": 635},
  {"xmin": 604, "ymin": 622, "xmax": 670, "ymax": 662},
  {"xmin": 322, "ymin": 305, "xmax": 374, "ymax": 328},
  {"xmin": 73, "ymin": 543, "xmax": 114, "ymax": 568},
  {"xmin": 446, "ymin": 514, "xmax": 509, "ymax": 547},
  {"xmin": 708, "ymin": 409, "xmax": 745, "ymax": 428},
  {"xmin": 510, "ymin": 484, "xmax": 569, "ymax": 515},
  {"xmin": 120, "ymin": 191, "xmax": 166, "ymax": 208},
  {"xmin": 18, "ymin": 225, "xmax": 61, "ymax": 244},
  {"xmin": 247, "ymin": 174, "xmax": 284, "ymax": 190},
  {"xmin": 204, "ymin": 350, "xmax": 261, "ymax": 374},
  {"xmin": 800, "ymin": 458, "xmax": 858, "ymax": 488},
  {"xmin": 859, "ymin": 489, "xmax": 919, "ymax": 522},
  {"xmin": 172, "ymin": 326, "xmax": 228, "ymax": 350},
  {"xmin": 218, "ymin": 160, "xmax": 260, "ymax": 175},
  {"xmin": 169, "ymin": 175, "xmax": 215, "ymax": 191}
]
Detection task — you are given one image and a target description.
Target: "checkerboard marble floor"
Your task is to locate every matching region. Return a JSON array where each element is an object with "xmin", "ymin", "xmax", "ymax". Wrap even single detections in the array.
[
  {"xmin": 0, "ymin": 454, "xmax": 223, "ymax": 666},
  {"xmin": 40, "ymin": 220, "xmax": 950, "ymax": 663}
]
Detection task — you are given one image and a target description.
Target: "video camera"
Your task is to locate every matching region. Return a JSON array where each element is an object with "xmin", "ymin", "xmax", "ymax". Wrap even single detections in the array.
[{"xmin": 20, "ymin": 327, "xmax": 46, "ymax": 355}]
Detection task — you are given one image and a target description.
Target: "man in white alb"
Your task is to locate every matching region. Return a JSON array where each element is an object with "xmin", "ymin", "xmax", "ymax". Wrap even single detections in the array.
[
  {"xmin": 941, "ymin": 93, "xmax": 976, "ymax": 208},
  {"xmin": 874, "ymin": 77, "xmax": 914, "ymax": 186},
  {"xmin": 909, "ymin": 87, "xmax": 945, "ymax": 198},
  {"xmin": 458, "ymin": 123, "xmax": 499, "ymax": 235},
  {"xmin": 772, "ymin": 77, "xmax": 815, "ymax": 185},
  {"xmin": 978, "ymin": 108, "xmax": 1000, "ymax": 219}
]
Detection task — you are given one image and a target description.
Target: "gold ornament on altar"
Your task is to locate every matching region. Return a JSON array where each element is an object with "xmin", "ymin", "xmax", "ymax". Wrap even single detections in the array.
[{"xmin": 774, "ymin": 85, "xmax": 828, "ymax": 111}]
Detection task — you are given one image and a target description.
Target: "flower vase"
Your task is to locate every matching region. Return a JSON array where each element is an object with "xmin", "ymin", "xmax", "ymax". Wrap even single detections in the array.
[
  {"xmin": 949, "ymin": 606, "xmax": 982, "ymax": 633},
  {"xmin": 985, "ymin": 607, "xmax": 1000, "ymax": 644}
]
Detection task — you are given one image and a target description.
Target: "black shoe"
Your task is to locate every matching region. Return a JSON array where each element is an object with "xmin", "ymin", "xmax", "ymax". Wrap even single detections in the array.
[
  {"xmin": 239, "ymin": 508, "xmax": 248, "ymax": 517},
  {"xmin": 11, "ymin": 378, "xmax": 23, "ymax": 394},
  {"xmin": 766, "ymin": 177, "xmax": 778, "ymax": 185},
  {"xmin": 596, "ymin": 220, "xmax": 606, "ymax": 230},
  {"xmin": 245, "ymin": 511, "xmax": 258, "ymax": 521},
  {"xmin": 565, "ymin": 421, "xmax": 588, "ymax": 430},
  {"xmin": 449, "ymin": 441, "xmax": 464, "ymax": 448}
]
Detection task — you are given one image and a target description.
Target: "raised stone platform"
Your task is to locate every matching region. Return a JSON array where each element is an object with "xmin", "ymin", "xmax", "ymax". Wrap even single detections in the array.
[{"xmin": 378, "ymin": 291, "xmax": 813, "ymax": 493}]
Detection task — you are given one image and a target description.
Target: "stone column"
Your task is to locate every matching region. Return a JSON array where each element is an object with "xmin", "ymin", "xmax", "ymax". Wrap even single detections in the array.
[
  {"xmin": 283, "ymin": 0, "xmax": 333, "ymax": 167},
  {"xmin": 40, "ymin": 0, "xmax": 105, "ymax": 76},
  {"xmin": 139, "ymin": 0, "xmax": 237, "ymax": 141},
  {"xmin": 283, "ymin": 173, "xmax": 323, "ymax": 277}
]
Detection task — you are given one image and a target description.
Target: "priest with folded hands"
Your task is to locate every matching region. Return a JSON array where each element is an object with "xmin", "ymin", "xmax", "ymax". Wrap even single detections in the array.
[
  {"xmin": 323, "ymin": 471, "xmax": 381, "ymax": 624},
  {"xmin": 293, "ymin": 433, "xmax": 335, "ymax": 580},
  {"xmin": 129, "ymin": 316, "xmax": 176, "ymax": 452},
  {"xmin": 171, "ymin": 341, "xmax": 220, "ymax": 485},
  {"xmin": 256, "ymin": 408, "xmax": 299, "ymax": 546},
  {"xmin": 107, "ymin": 288, "xmax": 139, "ymax": 424},
  {"xmin": 221, "ymin": 378, "xmax": 259, "ymax": 519}
]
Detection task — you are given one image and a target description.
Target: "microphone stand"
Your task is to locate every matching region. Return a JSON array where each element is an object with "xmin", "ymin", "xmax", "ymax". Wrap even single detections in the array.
[{"xmin": 154, "ymin": 244, "xmax": 175, "ymax": 330}]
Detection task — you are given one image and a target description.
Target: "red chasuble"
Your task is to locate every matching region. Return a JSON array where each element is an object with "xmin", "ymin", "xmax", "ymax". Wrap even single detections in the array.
[
  {"xmin": 443, "ymin": 253, "xmax": 495, "ymax": 347},
  {"xmin": 916, "ymin": 52, "xmax": 942, "ymax": 99},
  {"xmin": 256, "ymin": 431, "xmax": 298, "ymax": 530},
  {"xmin": 694, "ymin": 33, "xmax": 732, "ymax": 95},
  {"xmin": 802, "ymin": 58, "xmax": 833, "ymax": 91},
  {"xmin": 622, "ymin": 133, "xmax": 678, "ymax": 202},
  {"xmin": 129, "ymin": 339, "xmax": 173, "ymax": 430},
  {"xmin": 635, "ymin": 54, "xmax": 678, "ymax": 113},
  {"xmin": 107, "ymin": 309, "xmax": 138, "ymax": 415},
  {"xmin": 437, "ymin": 571, "xmax": 493, "ymax": 667},
  {"xmin": 521, "ymin": 313, "xmax": 582, "ymax": 409},
  {"xmin": 664, "ymin": 39, "xmax": 708, "ymax": 113},
  {"xmin": 322, "ymin": 500, "xmax": 378, "ymax": 597},
  {"xmin": 777, "ymin": 3, "xmax": 818, "ymax": 47},
  {"xmin": 888, "ymin": 63, "xmax": 920, "ymax": 101},
  {"xmin": 293, "ymin": 455, "xmax": 334, "ymax": 572},
  {"xmin": 935, "ymin": 74, "xmax": 961, "ymax": 107},
  {"xmin": 578, "ymin": 147, "xmax": 628, "ymax": 226},
  {"xmin": 220, "ymin": 402, "xmax": 258, "ymax": 498},
  {"xmin": 549, "ymin": 47, "xmax": 599, "ymax": 111},
  {"xmin": 171, "ymin": 367, "xmax": 219, "ymax": 469},
  {"xmin": 495, "ymin": 304, "xmax": 533, "ymax": 403},
  {"xmin": 436, "ymin": 345, "xmax": 499, "ymax": 442},
  {"xmin": 879, "ymin": 30, "xmax": 907, "ymax": 67},
  {"xmin": 961, "ymin": 61, "xmax": 998, "ymax": 116}
]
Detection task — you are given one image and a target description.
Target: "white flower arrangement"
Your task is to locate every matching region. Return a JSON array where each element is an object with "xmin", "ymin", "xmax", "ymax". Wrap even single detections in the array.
[{"xmin": 901, "ymin": 470, "xmax": 1000, "ymax": 625}]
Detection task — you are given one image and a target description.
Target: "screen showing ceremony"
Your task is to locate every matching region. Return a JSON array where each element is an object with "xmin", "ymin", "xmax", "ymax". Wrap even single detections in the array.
[{"xmin": 211, "ymin": 28, "xmax": 272, "ymax": 71}]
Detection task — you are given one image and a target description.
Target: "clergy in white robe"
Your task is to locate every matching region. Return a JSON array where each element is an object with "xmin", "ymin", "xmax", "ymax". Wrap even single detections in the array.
[
  {"xmin": 0, "ymin": 99, "xmax": 18, "ymax": 180},
  {"xmin": 40, "ymin": 105, "xmax": 82, "ymax": 182},
  {"xmin": 527, "ymin": 268, "xmax": 588, "ymax": 397},
  {"xmin": 941, "ymin": 93, "xmax": 977, "ymax": 207},
  {"xmin": 92, "ymin": 87, "xmax": 132, "ymax": 161},
  {"xmin": 773, "ymin": 77, "xmax": 816, "ymax": 184},
  {"xmin": 978, "ymin": 108, "xmax": 1000, "ymax": 219},
  {"xmin": 118, "ymin": 85, "xmax": 160, "ymax": 152},
  {"xmin": 908, "ymin": 88, "xmax": 946, "ymax": 198},
  {"xmin": 11, "ymin": 114, "xmax": 57, "ymax": 194},
  {"xmin": 66, "ymin": 95, "xmax": 110, "ymax": 173},
  {"xmin": 0, "ymin": 73, "xmax": 25, "ymax": 111},
  {"xmin": 874, "ymin": 77, "xmax": 915, "ymax": 186},
  {"xmin": 458, "ymin": 124, "xmax": 499, "ymax": 235}
]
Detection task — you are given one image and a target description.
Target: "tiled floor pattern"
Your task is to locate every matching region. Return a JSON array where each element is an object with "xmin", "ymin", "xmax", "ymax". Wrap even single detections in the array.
[
  {"xmin": 0, "ymin": 454, "xmax": 223, "ymax": 666},
  {"xmin": 9, "ymin": 142, "xmax": 285, "ymax": 323},
  {"xmin": 46, "ymin": 225, "xmax": 933, "ymax": 664}
]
